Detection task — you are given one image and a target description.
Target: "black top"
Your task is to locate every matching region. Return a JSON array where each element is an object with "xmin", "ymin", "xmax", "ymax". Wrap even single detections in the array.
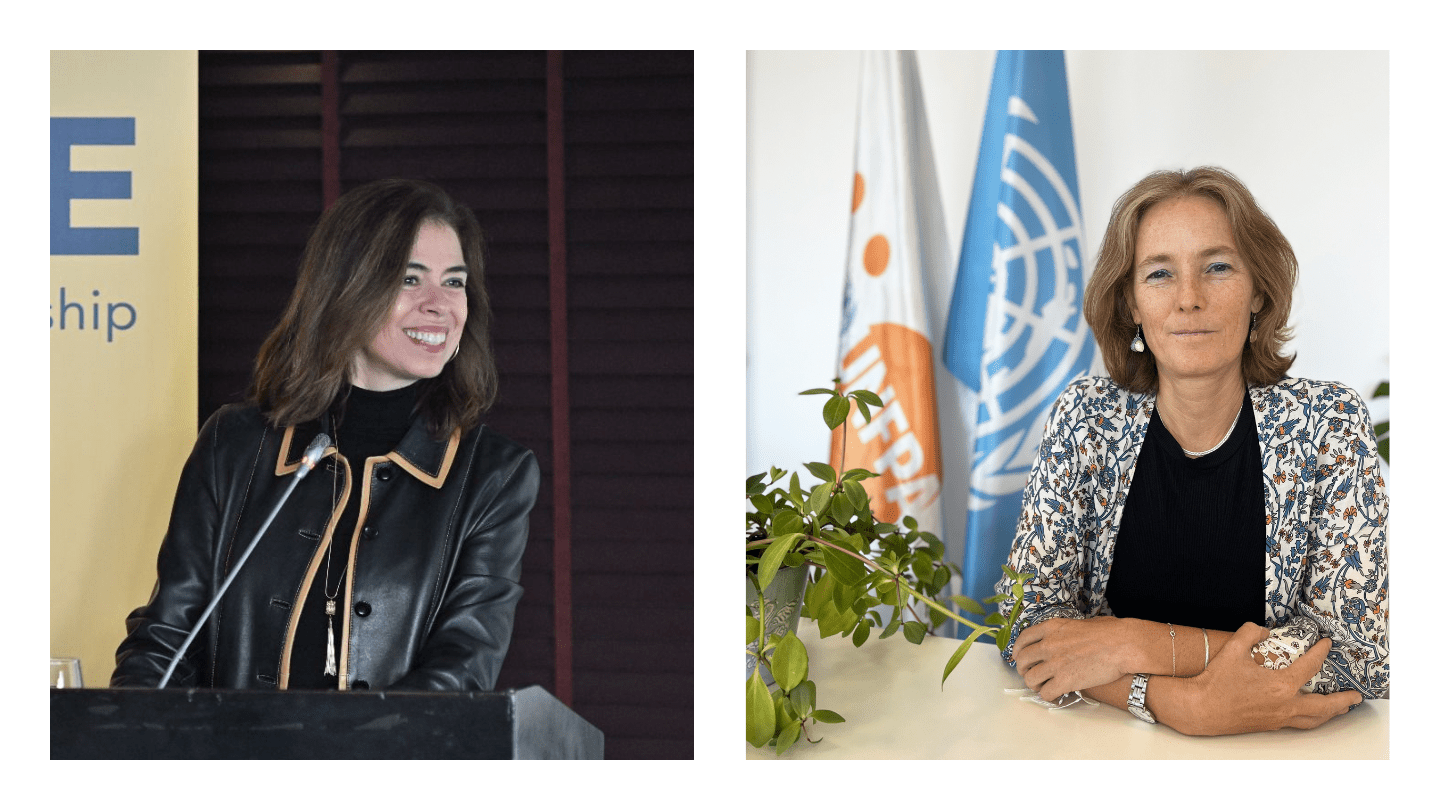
[
  {"xmin": 289, "ymin": 383, "xmax": 420, "ymax": 689},
  {"xmin": 1104, "ymin": 394, "xmax": 1267, "ymax": 633}
]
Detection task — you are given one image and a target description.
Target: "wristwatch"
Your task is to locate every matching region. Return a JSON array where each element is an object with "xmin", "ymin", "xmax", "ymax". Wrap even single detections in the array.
[{"xmin": 1127, "ymin": 673, "xmax": 1157, "ymax": 724}]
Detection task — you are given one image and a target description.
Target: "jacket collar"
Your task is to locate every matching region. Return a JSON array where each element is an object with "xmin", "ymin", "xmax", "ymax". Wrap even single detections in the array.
[{"xmin": 275, "ymin": 412, "xmax": 460, "ymax": 489}]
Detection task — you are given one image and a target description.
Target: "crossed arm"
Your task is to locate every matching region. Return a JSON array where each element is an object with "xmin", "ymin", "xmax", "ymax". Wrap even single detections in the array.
[{"xmin": 1011, "ymin": 615, "xmax": 1362, "ymax": 735}]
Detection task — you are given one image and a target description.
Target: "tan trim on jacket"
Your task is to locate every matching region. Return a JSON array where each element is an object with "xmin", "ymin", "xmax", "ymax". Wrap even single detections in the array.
[
  {"xmin": 271, "ymin": 423, "xmax": 461, "ymax": 689},
  {"xmin": 336, "ymin": 455, "xmax": 382, "ymax": 689},
  {"xmin": 389, "ymin": 427, "xmax": 461, "ymax": 488},
  {"xmin": 277, "ymin": 449, "xmax": 349, "ymax": 690}
]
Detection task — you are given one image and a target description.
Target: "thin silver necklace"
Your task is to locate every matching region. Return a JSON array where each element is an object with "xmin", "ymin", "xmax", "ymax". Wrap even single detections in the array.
[
  {"xmin": 322, "ymin": 415, "xmax": 346, "ymax": 677},
  {"xmin": 1181, "ymin": 402, "xmax": 1243, "ymax": 458}
]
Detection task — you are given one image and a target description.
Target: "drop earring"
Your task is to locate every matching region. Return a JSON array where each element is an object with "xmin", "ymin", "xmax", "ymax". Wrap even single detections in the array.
[
  {"xmin": 450, "ymin": 342, "xmax": 460, "ymax": 362},
  {"xmin": 1249, "ymin": 313, "xmax": 1258, "ymax": 343},
  {"xmin": 1130, "ymin": 324, "xmax": 1145, "ymax": 353}
]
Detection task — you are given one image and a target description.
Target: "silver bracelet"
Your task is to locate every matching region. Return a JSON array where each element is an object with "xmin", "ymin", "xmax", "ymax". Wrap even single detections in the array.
[
  {"xmin": 1167, "ymin": 622, "xmax": 1177, "ymax": 677},
  {"xmin": 1202, "ymin": 628, "xmax": 1209, "ymax": 669}
]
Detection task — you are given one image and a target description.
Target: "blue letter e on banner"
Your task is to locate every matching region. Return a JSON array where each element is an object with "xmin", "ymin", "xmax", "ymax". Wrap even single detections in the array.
[{"xmin": 51, "ymin": 117, "xmax": 140, "ymax": 256}]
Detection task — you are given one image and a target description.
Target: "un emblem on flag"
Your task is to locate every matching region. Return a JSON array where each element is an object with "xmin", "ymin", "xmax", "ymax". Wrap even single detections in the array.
[{"xmin": 968, "ymin": 96, "xmax": 1094, "ymax": 508}]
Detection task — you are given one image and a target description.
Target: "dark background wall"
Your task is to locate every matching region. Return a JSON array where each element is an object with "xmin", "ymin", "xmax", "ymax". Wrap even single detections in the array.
[{"xmin": 197, "ymin": 50, "xmax": 693, "ymax": 759}]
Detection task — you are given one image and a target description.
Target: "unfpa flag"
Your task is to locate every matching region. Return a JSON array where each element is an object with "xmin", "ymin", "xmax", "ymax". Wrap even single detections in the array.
[
  {"xmin": 832, "ymin": 51, "xmax": 949, "ymax": 533},
  {"xmin": 943, "ymin": 51, "xmax": 1095, "ymax": 629}
]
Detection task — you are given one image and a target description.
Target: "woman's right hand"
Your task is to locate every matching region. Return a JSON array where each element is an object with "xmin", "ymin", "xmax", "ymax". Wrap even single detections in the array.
[{"xmin": 1169, "ymin": 622, "xmax": 1362, "ymax": 736}]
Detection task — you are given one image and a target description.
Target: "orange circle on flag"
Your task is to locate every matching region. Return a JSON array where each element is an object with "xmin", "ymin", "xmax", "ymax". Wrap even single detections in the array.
[
  {"xmin": 852, "ymin": 172, "xmax": 865, "ymax": 213},
  {"xmin": 863, "ymin": 234, "xmax": 890, "ymax": 277}
]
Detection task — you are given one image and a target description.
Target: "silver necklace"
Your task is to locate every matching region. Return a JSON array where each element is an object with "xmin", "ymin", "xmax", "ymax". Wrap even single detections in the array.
[
  {"xmin": 322, "ymin": 419, "xmax": 346, "ymax": 677},
  {"xmin": 1181, "ymin": 403, "xmax": 1243, "ymax": 458}
]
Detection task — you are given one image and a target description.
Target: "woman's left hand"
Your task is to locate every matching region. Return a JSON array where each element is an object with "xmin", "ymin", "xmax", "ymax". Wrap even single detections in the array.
[{"xmin": 1012, "ymin": 616, "xmax": 1137, "ymax": 701}]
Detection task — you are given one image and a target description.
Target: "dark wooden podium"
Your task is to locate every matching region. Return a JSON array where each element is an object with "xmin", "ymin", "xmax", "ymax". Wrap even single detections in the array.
[{"xmin": 51, "ymin": 685, "xmax": 603, "ymax": 759}]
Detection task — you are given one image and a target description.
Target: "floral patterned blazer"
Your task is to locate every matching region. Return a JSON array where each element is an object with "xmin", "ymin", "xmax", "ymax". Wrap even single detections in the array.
[{"xmin": 994, "ymin": 376, "xmax": 1389, "ymax": 699}]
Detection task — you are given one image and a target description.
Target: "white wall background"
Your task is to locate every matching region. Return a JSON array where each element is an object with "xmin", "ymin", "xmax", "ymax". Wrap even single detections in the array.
[{"xmin": 747, "ymin": 50, "xmax": 1388, "ymax": 566}]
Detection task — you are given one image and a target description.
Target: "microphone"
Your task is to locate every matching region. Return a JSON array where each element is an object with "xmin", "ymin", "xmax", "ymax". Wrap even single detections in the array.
[{"xmin": 156, "ymin": 432, "xmax": 333, "ymax": 688}]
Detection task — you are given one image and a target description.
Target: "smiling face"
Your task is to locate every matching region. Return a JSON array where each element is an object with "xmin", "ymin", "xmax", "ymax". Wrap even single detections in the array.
[
  {"xmin": 351, "ymin": 220, "xmax": 469, "ymax": 391},
  {"xmin": 1130, "ymin": 195, "xmax": 1262, "ymax": 389}
]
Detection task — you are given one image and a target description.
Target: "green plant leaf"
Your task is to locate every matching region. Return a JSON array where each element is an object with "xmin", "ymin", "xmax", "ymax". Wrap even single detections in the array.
[
  {"xmin": 810, "ymin": 709, "xmax": 846, "ymax": 724},
  {"xmin": 840, "ymin": 478, "xmax": 864, "ymax": 510},
  {"xmin": 824, "ymin": 527, "xmax": 862, "ymax": 553},
  {"xmin": 830, "ymin": 576, "xmax": 855, "ymax": 611},
  {"xmin": 942, "ymin": 626, "xmax": 990, "ymax": 689},
  {"xmin": 911, "ymin": 549, "xmax": 934, "ymax": 578},
  {"xmin": 746, "ymin": 670, "xmax": 776, "ymax": 748},
  {"xmin": 814, "ymin": 598, "xmax": 858, "ymax": 638},
  {"xmin": 746, "ymin": 614, "xmax": 761, "ymax": 644},
  {"xmin": 749, "ymin": 493, "xmax": 774, "ymax": 515},
  {"xmin": 902, "ymin": 621, "xmax": 926, "ymax": 645},
  {"xmin": 1006, "ymin": 592, "xmax": 1025, "ymax": 629},
  {"xmin": 1372, "ymin": 381, "xmax": 1388, "ymax": 398},
  {"xmin": 853, "ymin": 398, "xmax": 872, "ymax": 423},
  {"xmin": 771, "ymin": 509, "xmax": 804, "ymax": 537},
  {"xmin": 788, "ymin": 472, "xmax": 803, "ymax": 509},
  {"xmin": 770, "ymin": 632, "xmax": 808, "ymax": 692},
  {"xmin": 947, "ymin": 593, "xmax": 986, "ymax": 614},
  {"xmin": 931, "ymin": 565, "xmax": 950, "ymax": 591},
  {"xmin": 756, "ymin": 532, "xmax": 801, "ymax": 590},
  {"xmin": 829, "ymin": 492, "xmax": 855, "ymax": 526},
  {"xmin": 852, "ymin": 389, "xmax": 883, "ymax": 408},
  {"xmin": 806, "ymin": 483, "xmax": 833, "ymax": 516},
  {"xmin": 851, "ymin": 618, "xmax": 871, "ymax": 647},
  {"xmin": 800, "ymin": 387, "xmax": 837, "ymax": 396},
  {"xmin": 775, "ymin": 719, "xmax": 803, "ymax": 756},
  {"xmin": 805, "ymin": 571, "xmax": 834, "ymax": 618},
  {"xmin": 803, "ymin": 461, "xmax": 837, "ymax": 483},
  {"xmin": 984, "ymin": 612, "xmax": 1004, "ymax": 626},
  {"xmin": 820, "ymin": 545, "xmax": 868, "ymax": 586},
  {"xmin": 822, "ymin": 394, "xmax": 850, "ymax": 431},
  {"xmin": 878, "ymin": 609, "xmax": 901, "ymax": 639},
  {"xmin": 788, "ymin": 680, "xmax": 816, "ymax": 718},
  {"xmin": 745, "ymin": 472, "xmax": 766, "ymax": 495}
]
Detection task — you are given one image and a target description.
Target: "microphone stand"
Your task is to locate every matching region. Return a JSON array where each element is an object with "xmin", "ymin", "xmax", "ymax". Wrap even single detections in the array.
[{"xmin": 156, "ymin": 433, "xmax": 332, "ymax": 689}]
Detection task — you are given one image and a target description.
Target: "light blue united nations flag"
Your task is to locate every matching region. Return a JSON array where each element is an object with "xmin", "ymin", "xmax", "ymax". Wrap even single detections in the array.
[{"xmin": 942, "ymin": 51, "xmax": 1095, "ymax": 635}]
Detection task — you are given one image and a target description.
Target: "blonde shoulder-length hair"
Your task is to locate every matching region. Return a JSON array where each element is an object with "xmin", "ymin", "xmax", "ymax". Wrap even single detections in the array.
[{"xmin": 1082, "ymin": 166, "xmax": 1297, "ymax": 393}]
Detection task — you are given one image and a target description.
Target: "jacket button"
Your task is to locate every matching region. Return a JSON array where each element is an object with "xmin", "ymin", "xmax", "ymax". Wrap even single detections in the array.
[
  {"xmin": 376, "ymin": 466, "xmax": 393, "ymax": 482},
  {"xmin": 362, "ymin": 525, "xmax": 378, "ymax": 540},
  {"xmin": 353, "ymin": 680, "xmax": 369, "ymax": 690},
  {"xmin": 354, "ymin": 601, "xmax": 371, "ymax": 617}
]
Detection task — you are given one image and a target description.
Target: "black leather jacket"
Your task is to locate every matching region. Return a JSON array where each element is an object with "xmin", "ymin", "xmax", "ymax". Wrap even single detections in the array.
[{"xmin": 111, "ymin": 403, "xmax": 539, "ymax": 691}]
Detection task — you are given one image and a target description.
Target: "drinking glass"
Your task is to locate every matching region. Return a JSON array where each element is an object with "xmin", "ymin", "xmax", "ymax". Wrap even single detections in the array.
[{"xmin": 50, "ymin": 658, "xmax": 83, "ymax": 688}]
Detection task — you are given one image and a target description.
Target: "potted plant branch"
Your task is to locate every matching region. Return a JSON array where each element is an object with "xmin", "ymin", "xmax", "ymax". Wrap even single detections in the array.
[{"xmin": 745, "ymin": 383, "xmax": 1030, "ymax": 755}]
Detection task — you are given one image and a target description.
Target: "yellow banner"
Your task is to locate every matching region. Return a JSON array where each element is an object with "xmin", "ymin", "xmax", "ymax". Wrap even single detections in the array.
[{"xmin": 50, "ymin": 51, "xmax": 198, "ymax": 685}]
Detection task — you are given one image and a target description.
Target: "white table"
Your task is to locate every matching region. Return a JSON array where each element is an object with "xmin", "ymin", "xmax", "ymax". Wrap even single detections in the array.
[{"xmin": 745, "ymin": 620, "xmax": 1388, "ymax": 759}]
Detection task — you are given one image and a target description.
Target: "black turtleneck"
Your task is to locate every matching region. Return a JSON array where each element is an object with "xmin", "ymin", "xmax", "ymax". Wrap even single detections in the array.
[
  {"xmin": 1104, "ymin": 394, "xmax": 1267, "ymax": 633},
  {"xmin": 289, "ymin": 382, "xmax": 419, "ymax": 689}
]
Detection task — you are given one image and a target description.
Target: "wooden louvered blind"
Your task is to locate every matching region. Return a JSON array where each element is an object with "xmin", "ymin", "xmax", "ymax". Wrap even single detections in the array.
[{"xmin": 196, "ymin": 50, "xmax": 693, "ymax": 760}]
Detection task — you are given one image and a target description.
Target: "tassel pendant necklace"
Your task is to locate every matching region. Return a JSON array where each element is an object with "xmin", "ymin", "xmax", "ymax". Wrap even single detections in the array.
[
  {"xmin": 323, "ymin": 597, "xmax": 338, "ymax": 676},
  {"xmin": 322, "ymin": 419, "xmax": 345, "ymax": 678}
]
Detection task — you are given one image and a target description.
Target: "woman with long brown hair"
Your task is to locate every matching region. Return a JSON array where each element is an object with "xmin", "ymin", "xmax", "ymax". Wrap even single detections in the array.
[
  {"xmin": 996, "ymin": 167, "xmax": 1387, "ymax": 735},
  {"xmin": 112, "ymin": 179, "xmax": 539, "ymax": 691}
]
